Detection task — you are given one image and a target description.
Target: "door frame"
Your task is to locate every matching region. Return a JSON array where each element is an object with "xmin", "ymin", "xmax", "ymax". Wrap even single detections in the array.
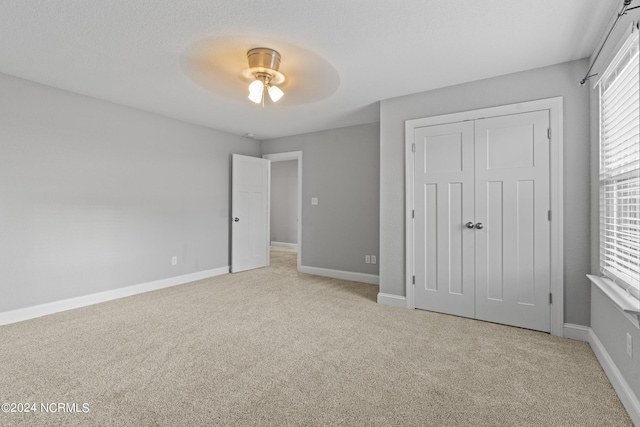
[
  {"xmin": 263, "ymin": 151, "xmax": 303, "ymax": 271},
  {"xmin": 405, "ymin": 97, "xmax": 564, "ymax": 336}
]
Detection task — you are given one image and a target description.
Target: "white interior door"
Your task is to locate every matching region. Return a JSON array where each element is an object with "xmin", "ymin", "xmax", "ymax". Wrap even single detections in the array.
[
  {"xmin": 474, "ymin": 111, "xmax": 550, "ymax": 331},
  {"xmin": 412, "ymin": 110, "xmax": 551, "ymax": 332},
  {"xmin": 231, "ymin": 154, "xmax": 270, "ymax": 273},
  {"xmin": 414, "ymin": 121, "xmax": 476, "ymax": 318}
]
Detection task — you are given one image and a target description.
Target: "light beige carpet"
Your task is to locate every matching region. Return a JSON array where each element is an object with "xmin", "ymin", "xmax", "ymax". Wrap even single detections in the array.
[{"xmin": 0, "ymin": 249, "xmax": 632, "ymax": 426}]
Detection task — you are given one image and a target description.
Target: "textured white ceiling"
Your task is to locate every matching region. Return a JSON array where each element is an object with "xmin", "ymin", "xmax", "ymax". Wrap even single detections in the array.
[{"xmin": 0, "ymin": 0, "xmax": 618, "ymax": 139}]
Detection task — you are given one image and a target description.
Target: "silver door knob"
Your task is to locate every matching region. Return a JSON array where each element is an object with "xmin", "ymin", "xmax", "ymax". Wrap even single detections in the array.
[
  {"xmin": 475, "ymin": 222, "xmax": 484, "ymax": 229},
  {"xmin": 233, "ymin": 217, "xmax": 240, "ymax": 222},
  {"xmin": 466, "ymin": 222, "xmax": 475, "ymax": 229}
]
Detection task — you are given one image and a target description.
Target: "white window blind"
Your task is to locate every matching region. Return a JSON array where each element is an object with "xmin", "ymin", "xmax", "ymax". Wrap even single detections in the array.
[{"xmin": 599, "ymin": 31, "xmax": 640, "ymax": 300}]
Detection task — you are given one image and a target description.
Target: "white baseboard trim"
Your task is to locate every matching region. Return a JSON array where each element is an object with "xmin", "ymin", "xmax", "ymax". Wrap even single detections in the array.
[
  {"xmin": 270, "ymin": 242, "xmax": 298, "ymax": 249},
  {"xmin": 299, "ymin": 265, "xmax": 379, "ymax": 285},
  {"xmin": 377, "ymin": 293, "xmax": 407, "ymax": 308},
  {"xmin": 563, "ymin": 323, "xmax": 591, "ymax": 341},
  {"xmin": 0, "ymin": 266, "xmax": 229, "ymax": 326},
  {"xmin": 589, "ymin": 328, "xmax": 640, "ymax": 425}
]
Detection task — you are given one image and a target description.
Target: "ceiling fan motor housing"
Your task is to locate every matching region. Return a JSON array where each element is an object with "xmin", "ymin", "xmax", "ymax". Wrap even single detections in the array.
[{"xmin": 247, "ymin": 47, "xmax": 285, "ymax": 85}]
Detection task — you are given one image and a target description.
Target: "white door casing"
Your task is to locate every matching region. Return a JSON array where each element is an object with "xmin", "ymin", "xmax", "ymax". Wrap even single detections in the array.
[
  {"xmin": 405, "ymin": 97, "xmax": 564, "ymax": 336},
  {"xmin": 231, "ymin": 154, "xmax": 270, "ymax": 273}
]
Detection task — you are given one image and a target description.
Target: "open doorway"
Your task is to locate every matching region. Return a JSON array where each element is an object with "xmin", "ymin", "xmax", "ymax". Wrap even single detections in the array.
[
  {"xmin": 270, "ymin": 160, "xmax": 297, "ymax": 250},
  {"xmin": 262, "ymin": 151, "xmax": 302, "ymax": 271}
]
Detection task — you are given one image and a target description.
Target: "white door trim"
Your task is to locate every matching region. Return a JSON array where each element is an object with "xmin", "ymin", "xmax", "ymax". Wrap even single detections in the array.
[
  {"xmin": 405, "ymin": 97, "xmax": 564, "ymax": 336},
  {"xmin": 263, "ymin": 151, "xmax": 303, "ymax": 271}
]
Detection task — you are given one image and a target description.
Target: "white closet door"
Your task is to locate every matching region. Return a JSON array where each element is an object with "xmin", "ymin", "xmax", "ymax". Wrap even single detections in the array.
[
  {"xmin": 474, "ymin": 111, "xmax": 551, "ymax": 332},
  {"xmin": 413, "ymin": 121, "xmax": 476, "ymax": 318}
]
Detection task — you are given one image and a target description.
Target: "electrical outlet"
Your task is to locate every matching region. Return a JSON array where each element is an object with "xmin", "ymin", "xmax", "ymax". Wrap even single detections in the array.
[
  {"xmin": 365, "ymin": 255, "xmax": 371, "ymax": 264},
  {"xmin": 371, "ymin": 255, "xmax": 376, "ymax": 264},
  {"xmin": 311, "ymin": 197, "xmax": 318, "ymax": 205},
  {"xmin": 171, "ymin": 256, "xmax": 177, "ymax": 266},
  {"xmin": 627, "ymin": 333, "xmax": 633, "ymax": 358}
]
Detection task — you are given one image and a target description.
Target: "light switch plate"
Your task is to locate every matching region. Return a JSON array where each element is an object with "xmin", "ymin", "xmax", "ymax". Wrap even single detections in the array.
[{"xmin": 311, "ymin": 197, "xmax": 318, "ymax": 205}]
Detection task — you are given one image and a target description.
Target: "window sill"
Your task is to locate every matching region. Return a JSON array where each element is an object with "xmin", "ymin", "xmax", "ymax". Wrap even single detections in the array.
[{"xmin": 587, "ymin": 274, "xmax": 640, "ymax": 327}]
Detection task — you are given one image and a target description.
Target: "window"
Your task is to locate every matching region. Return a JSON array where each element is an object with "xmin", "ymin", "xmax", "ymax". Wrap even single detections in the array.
[{"xmin": 599, "ymin": 30, "xmax": 640, "ymax": 301}]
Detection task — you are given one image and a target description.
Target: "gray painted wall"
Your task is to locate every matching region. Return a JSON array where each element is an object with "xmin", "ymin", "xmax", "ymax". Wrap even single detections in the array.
[
  {"xmin": 380, "ymin": 59, "xmax": 591, "ymax": 326},
  {"xmin": 270, "ymin": 160, "xmax": 298, "ymax": 244},
  {"xmin": 0, "ymin": 72, "xmax": 260, "ymax": 313},
  {"xmin": 588, "ymin": 8, "xmax": 640, "ymax": 413},
  {"xmin": 591, "ymin": 287, "xmax": 640, "ymax": 404},
  {"xmin": 261, "ymin": 123, "xmax": 380, "ymax": 275}
]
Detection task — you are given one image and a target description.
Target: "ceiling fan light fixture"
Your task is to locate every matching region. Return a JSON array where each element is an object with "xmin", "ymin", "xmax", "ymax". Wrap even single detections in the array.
[
  {"xmin": 245, "ymin": 47, "xmax": 285, "ymax": 105},
  {"xmin": 248, "ymin": 79, "xmax": 264, "ymax": 103},
  {"xmin": 268, "ymin": 84, "xmax": 284, "ymax": 102}
]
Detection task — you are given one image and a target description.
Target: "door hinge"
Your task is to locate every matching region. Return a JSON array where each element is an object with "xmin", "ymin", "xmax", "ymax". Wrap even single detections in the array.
[
  {"xmin": 411, "ymin": 143, "xmax": 415, "ymax": 152},
  {"xmin": 548, "ymin": 210, "xmax": 551, "ymax": 221},
  {"xmin": 412, "ymin": 276, "xmax": 416, "ymax": 285},
  {"xmin": 547, "ymin": 128, "xmax": 551, "ymax": 139},
  {"xmin": 412, "ymin": 209, "xmax": 415, "ymax": 219},
  {"xmin": 549, "ymin": 293, "xmax": 553, "ymax": 304}
]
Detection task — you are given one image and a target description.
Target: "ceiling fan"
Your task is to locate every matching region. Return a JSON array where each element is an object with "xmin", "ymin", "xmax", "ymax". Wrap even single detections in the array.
[{"xmin": 244, "ymin": 47, "xmax": 285, "ymax": 105}]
